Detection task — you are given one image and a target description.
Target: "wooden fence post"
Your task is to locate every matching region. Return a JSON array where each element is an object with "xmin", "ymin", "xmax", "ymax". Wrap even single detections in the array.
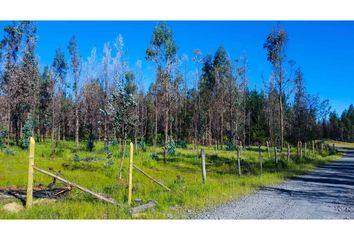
[
  {"xmin": 258, "ymin": 145, "xmax": 262, "ymax": 176},
  {"xmin": 266, "ymin": 141, "xmax": 270, "ymax": 158},
  {"xmin": 237, "ymin": 146, "xmax": 241, "ymax": 177},
  {"xmin": 201, "ymin": 148, "xmax": 206, "ymax": 184},
  {"xmin": 128, "ymin": 142, "xmax": 134, "ymax": 206},
  {"xmin": 287, "ymin": 144, "xmax": 290, "ymax": 162},
  {"xmin": 304, "ymin": 142, "xmax": 307, "ymax": 157},
  {"xmin": 274, "ymin": 146, "xmax": 278, "ymax": 166},
  {"xmin": 299, "ymin": 141, "xmax": 303, "ymax": 161},
  {"xmin": 26, "ymin": 137, "xmax": 35, "ymax": 209}
]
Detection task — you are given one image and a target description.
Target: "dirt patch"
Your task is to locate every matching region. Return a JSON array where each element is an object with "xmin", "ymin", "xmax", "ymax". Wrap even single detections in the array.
[{"xmin": 2, "ymin": 202, "xmax": 24, "ymax": 213}]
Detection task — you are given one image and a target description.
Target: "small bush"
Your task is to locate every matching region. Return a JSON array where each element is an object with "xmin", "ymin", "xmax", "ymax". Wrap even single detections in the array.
[
  {"xmin": 139, "ymin": 140, "xmax": 147, "ymax": 151},
  {"xmin": 4, "ymin": 147, "xmax": 16, "ymax": 155},
  {"xmin": 0, "ymin": 129, "xmax": 7, "ymax": 149},
  {"xmin": 86, "ymin": 132, "xmax": 95, "ymax": 152},
  {"xmin": 73, "ymin": 153, "xmax": 80, "ymax": 162},
  {"xmin": 176, "ymin": 140, "xmax": 187, "ymax": 149},
  {"xmin": 167, "ymin": 137, "xmax": 176, "ymax": 156},
  {"xmin": 104, "ymin": 151, "xmax": 114, "ymax": 167},
  {"xmin": 150, "ymin": 152, "xmax": 159, "ymax": 160},
  {"xmin": 111, "ymin": 136, "xmax": 118, "ymax": 146}
]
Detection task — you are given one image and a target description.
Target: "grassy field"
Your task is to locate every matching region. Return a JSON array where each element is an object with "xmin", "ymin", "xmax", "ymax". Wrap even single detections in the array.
[
  {"xmin": 0, "ymin": 140, "xmax": 342, "ymax": 219},
  {"xmin": 324, "ymin": 140, "xmax": 354, "ymax": 148}
]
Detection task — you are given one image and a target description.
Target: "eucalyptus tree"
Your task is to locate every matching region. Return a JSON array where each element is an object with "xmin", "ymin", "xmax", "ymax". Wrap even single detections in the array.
[
  {"xmin": 146, "ymin": 22, "xmax": 177, "ymax": 163},
  {"xmin": 108, "ymin": 70, "xmax": 137, "ymax": 178},
  {"xmin": 263, "ymin": 27, "xmax": 287, "ymax": 150},
  {"xmin": 68, "ymin": 36, "xmax": 81, "ymax": 150},
  {"xmin": 236, "ymin": 55, "xmax": 249, "ymax": 146},
  {"xmin": 21, "ymin": 21, "xmax": 40, "ymax": 140},
  {"xmin": 52, "ymin": 48, "xmax": 68, "ymax": 141},
  {"xmin": 101, "ymin": 43, "xmax": 112, "ymax": 150},
  {"xmin": 38, "ymin": 66, "xmax": 53, "ymax": 141},
  {"xmin": 212, "ymin": 47, "xmax": 232, "ymax": 149},
  {"xmin": 0, "ymin": 22, "xmax": 24, "ymax": 145},
  {"xmin": 199, "ymin": 54, "xmax": 214, "ymax": 146}
]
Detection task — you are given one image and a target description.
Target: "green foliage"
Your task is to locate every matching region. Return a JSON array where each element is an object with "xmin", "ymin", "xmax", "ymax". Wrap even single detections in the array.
[
  {"xmin": 73, "ymin": 153, "xmax": 80, "ymax": 162},
  {"xmin": 150, "ymin": 152, "xmax": 159, "ymax": 160},
  {"xmin": 20, "ymin": 114, "xmax": 34, "ymax": 149},
  {"xmin": 86, "ymin": 132, "xmax": 95, "ymax": 152},
  {"xmin": 263, "ymin": 27, "xmax": 287, "ymax": 65},
  {"xmin": 104, "ymin": 150, "xmax": 114, "ymax": 168},
  {"xmin": 225, "ymin": 131, "xmax": 236, "ymax": 151},
  {"xmin": 111, "ymin": 136, "xmax": 118, "ymax": 146},
  {"xmin": 139, "ymin": 140, "xmax": 147, "ymax": 151},
  {"xmin": 176, "ymin": 140, "xmax": 187, "ymax": 149},
  {"xmin": 145, "ymin": 22, "xmax": 177, "ymax": 63},
  {"xmin": 167, "ymin": 137, "xmax": 176, "ymax": 156},
  {"xmin": 4, "ymin": 147, "xmax": 16, "ymax": 155},
  {"xmin": 0, "ymin": 129, "xmax": 7, "ymax": 149},
  {"xmin": 108, "ymin": 83, "xmax": 137, "ymax": 142}
]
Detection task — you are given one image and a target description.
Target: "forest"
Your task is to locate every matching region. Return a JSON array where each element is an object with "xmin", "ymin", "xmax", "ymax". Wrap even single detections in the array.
[{"xmin": 0, "ymin": 21, "xmax": 353, "ymax": 159}]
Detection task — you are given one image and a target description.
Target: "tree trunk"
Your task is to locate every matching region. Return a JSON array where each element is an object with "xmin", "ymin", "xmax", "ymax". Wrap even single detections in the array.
[
  {"xmin": 220, "ymin": 112, "xmax": 224, "ymax": 150},
  {"xmin": 7, "ymin": 104, "xmax": 11, "ymax": 145},
  {"xmin": 119, "ymin": 137, "xmax": 127, "ymax": 179},
  {"xmin": 153, "ymin": 96, "xmax": 157, "ymax": 152},
  {"xmin": 163, "ymin": 107, "xmax": 168, "ymax": 164},
  {"xmin": 75, "ymin": 93, "xmax": 79, "ymax": 151},
  {"xmin": 279, "ymin": 60, "xmax": 284, "ymax": 152}
]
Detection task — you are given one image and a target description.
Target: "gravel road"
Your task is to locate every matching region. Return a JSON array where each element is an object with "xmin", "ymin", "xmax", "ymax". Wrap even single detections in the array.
[{"xmin": 191, "ymin": 148, "xmax": 354, "ymax": 219}]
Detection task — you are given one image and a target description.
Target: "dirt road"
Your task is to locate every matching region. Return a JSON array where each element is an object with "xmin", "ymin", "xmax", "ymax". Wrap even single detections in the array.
[{"xmin": 192, "ymin": 148, "xmax": 354, "ymax": 219}]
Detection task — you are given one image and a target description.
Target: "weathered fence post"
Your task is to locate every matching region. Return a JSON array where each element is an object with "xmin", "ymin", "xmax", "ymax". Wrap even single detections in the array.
[
  {"xmin": 304, "ymin": 142, "xmax": 307, "ymax": 157},
  {"xmin": 274, "ymin": 146, "xmax": 278, "ymax": 166},
  {"xmin": 266, "ymin": 141, "xmax": 270, "ymax": 158},
  {"xmin": 259, "ymin": 144, "xmax": 262, "ymax": 176},
  {"xmin": 287, "ymin": 144, "xmax": 290, "ymax": 162},
  {"xmin": 299, "ymin": 141, "xmax": 303, "ymax": 161},
  {"xmin": 296, "ymin": 141, "xmax": 300, "ymax": 160},
  {"xmin": 237, "ymin": 146, "xmax": 241, "ymax": 177},
  {"xmin": 201, "ymin": 148, "xmax": 206, "ymax": 184},
  {"xmin": 128, "ymin": 142, "xmax": 134, "ymax": 206},
  {"xmin": 332, "ymin": 144, "xmax": 336, "ymax": 153},
  {"xmin": 26, "ymin": 137, "xmax": 35, "ymax": 209}
]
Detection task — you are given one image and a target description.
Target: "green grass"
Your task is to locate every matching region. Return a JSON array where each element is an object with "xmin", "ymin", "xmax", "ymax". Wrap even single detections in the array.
[
  {"xmin": 324, "ymin": 140, "xmax": 354, "ymax": 148},
  {"xmin": 0, "ymin": 140, "xmax": 342, "ymax": 219}
]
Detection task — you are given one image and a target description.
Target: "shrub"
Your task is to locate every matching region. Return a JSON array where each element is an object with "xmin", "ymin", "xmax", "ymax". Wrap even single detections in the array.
[
  {"xmin": 104, "ymin": 151, "xmax": 114, "ymax": 167},
  {"xmin": 86, "ymin": 132, "xmax": 95, "ymax": 152},
  {"xmin": 139, "ymin": 140, "xmax": 147, "ymax": 151},
  {"xmin": 176, "ymin": 140, "xmax": 187, "ymax": 149},
  {"xmin": 150, "ymin": 152, "xmax": 159, "ymax": 160},
  {"xmin": 111, "ymin": 136, "xmax": 118, "ymax": 146},
  {"xmin": 0, "ymin": 129, "xmax": 7, "ymax": 149},
  {"xmin": 4, "ymin": 147, "xmax": 16, "ymax": 155},
  {"xmin": 167, "ymin": 137, "xmax": 176, "ymax": 156}
]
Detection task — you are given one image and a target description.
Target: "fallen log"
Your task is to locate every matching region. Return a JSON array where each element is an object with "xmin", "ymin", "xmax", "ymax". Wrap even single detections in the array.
[
  {"xmin": 33, "ymin": 166, "xmax": 117, "ymax": 205},
  {"xmin": 130, "ymin": 200, "xmax": 157, "ymax": 214},
  {"xmin": 133, "ymin": 164, "xmax": 171, "ymax": 191}
]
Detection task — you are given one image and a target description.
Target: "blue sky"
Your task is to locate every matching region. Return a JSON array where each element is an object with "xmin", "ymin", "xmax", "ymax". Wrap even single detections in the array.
[{"xmin": 0, "ymin": 21, "xmax": 353, "ymax": 114}]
